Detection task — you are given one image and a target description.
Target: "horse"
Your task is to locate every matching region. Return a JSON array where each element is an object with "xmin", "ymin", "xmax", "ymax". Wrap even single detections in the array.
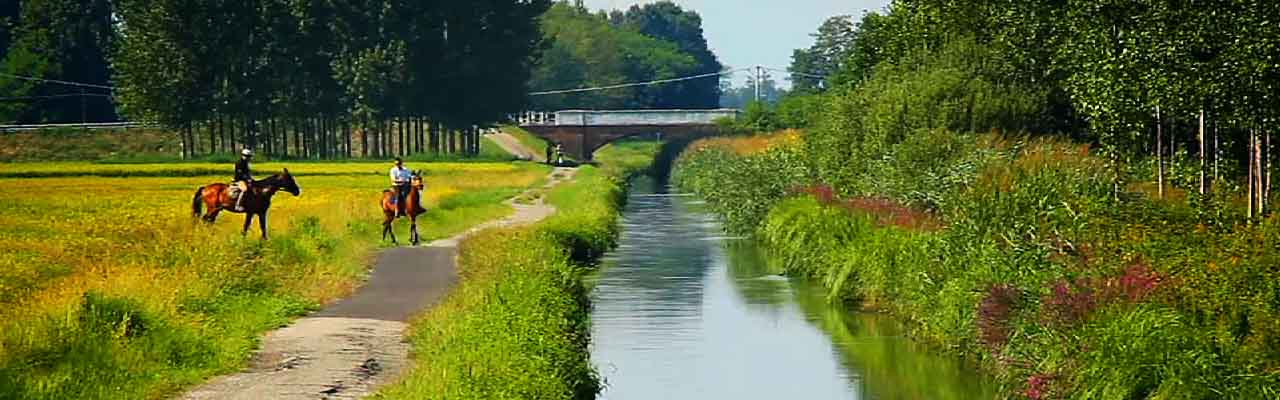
[
  {"xmin": 191, "ymin": 169, "xmax": 302, "ymax": 240},
  {"xmin": 381, "ymin": 171, "xmax": 427, "ymax": 245}
]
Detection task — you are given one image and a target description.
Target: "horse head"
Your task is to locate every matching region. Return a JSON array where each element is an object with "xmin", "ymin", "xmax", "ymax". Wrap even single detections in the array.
[
  {"xmin": 279, "ymin": 168, "xmax": 301, "ymax": 196},
  {"xmin": 411, "ymin": 170, "xmax": 424, "ymax": 190}
]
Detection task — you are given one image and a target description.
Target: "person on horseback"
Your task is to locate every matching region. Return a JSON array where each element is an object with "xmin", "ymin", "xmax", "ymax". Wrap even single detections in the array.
[
  {"xmin": 233, "ymin": 148, "xmax": 254, "ymax": 212},
  {"xmin": 389, "ymin": 157, "xmax": 412, "ymax": 217}
]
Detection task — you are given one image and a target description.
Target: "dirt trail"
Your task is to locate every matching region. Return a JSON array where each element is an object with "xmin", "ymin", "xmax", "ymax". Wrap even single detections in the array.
[
  {"xmin": 486, "ymin": 131, "xmax": 545, "ymax": 163},
  {"xmin": 181, "ymin": 167, "xmax": 578, "ymax": 400}
]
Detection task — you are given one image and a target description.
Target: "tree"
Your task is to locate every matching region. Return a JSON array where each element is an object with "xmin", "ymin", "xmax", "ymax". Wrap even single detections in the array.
[
  {"xmin": 790, "ymin": 15, "xmax": 855, "ymax": 92},
  {"xmin": 0, "ymin": 0, "xmax": 116, "ymax": 123},
  {"xmin": 614, "ymin": 1, "xmax": 722, "ymax": 108}
]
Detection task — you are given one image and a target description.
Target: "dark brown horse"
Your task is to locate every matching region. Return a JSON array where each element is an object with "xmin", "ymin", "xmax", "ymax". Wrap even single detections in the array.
[
  {"xmin": 381, "ymin": 171, "xmax": 426, "ymax": 245},
  {"xmin": 192, "ymin": 170, "xmax": 301, "ymax": 239}
]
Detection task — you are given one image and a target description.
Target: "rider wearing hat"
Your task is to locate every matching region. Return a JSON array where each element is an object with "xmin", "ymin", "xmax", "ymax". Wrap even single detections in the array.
[
  {"xmin": 389, "ymin": 157, "xmax": 413, "ymax": 217},
  {"xmin": 234, "ymin": 148, "xmax": 254, "ymax": 211}
]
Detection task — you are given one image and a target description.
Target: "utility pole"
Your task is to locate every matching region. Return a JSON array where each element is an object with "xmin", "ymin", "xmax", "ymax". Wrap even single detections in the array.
[
  {"xmin": 754, "ymin": 65, "xmax": 762, "ymax": 103},
  {"xmin": 80, "ymin": 87, "xmax": 87, "ymax": 133}
]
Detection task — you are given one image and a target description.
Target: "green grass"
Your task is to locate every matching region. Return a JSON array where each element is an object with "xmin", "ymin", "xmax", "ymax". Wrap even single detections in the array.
[
  {"xmin": 0, "ymin": 129, "xmax": 181, "ymax": 163},
  {"xmin": 373, "ymin": 141, "xmax": 658, "ymax": 400},
  {"xmin": 500, "ymin": 125, "xmax": 551, "ymax": 159}
]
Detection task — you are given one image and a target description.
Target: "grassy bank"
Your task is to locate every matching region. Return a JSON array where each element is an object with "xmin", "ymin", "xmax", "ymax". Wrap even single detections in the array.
[
  {"xmin": 0, "ymin": 161, "xmax": 547, "ymax": 399},
  {"xmin": 675, "ymin": 131, "xmax": 1280, "ymax": 398},
  {"xmin": 373, "ymin": 141, "xmax": 657, "ymax": 399}
]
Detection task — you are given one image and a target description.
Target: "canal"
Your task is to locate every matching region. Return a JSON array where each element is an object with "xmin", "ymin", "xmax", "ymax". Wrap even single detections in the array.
[{"xmin": 588, "ymin": 176, "xmax": 996, "ymax": 399}]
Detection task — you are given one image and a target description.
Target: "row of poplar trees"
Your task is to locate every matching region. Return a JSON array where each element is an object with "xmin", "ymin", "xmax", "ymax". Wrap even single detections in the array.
[{"xmin": 110, "ymin": 0, "xmax": 551, "ymax": 159}]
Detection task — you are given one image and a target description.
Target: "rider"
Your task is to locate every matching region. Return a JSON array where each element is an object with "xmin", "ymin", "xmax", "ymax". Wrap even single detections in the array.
[
  {"xmin": 233, "ymin": 148, "xmax": 254, "ymax": 212},
  {"xmin": 389, "ymin": 157, "xmax": 412, "ymax": 217}
]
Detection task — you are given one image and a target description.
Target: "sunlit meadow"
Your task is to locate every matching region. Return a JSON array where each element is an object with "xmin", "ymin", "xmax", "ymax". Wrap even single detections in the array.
[{"xmin": 0, "ymin": 161, "xmax": 547, "ymax": 399}]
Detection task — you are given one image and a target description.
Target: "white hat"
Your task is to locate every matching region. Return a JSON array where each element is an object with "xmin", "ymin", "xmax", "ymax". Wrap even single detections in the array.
[{"xmin": 242, "ymin": 149, "xmax": 253, "ymax": 156}]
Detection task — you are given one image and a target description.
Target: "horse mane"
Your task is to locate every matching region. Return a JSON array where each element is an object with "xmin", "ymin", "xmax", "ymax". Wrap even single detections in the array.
[{"xmin": 255, "ymin": 173, "xmax": 284, "ymax": 187}]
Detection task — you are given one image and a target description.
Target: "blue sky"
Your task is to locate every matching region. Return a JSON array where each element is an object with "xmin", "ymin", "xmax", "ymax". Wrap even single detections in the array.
[{"xmin": 582, "ymin": 0, "xmax": 892, "ymax": 88}]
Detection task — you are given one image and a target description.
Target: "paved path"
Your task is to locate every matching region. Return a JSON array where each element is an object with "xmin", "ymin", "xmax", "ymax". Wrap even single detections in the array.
[
  {"xmin": 181, "ymin": 167, "xmax": 578, "ymax": 400},
  {"xmin": 486, "ymin": 131, "xmax": 545, "ymax": 163}
]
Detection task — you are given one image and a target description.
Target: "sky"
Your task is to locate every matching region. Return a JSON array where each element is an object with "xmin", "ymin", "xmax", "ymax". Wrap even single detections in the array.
[{"xmin": 582, "ymin": 0, "xmax": 892, "ymax": 89}]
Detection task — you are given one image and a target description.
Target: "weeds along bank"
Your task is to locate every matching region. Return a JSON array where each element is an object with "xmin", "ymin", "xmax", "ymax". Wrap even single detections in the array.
[
  {"xmin": 0, "ymin": 162, "xmax": 547, "ymax": 399},
  {"xmin": 374, "ymin": 141, "xmax": 658, "ymax": 399},
  {"xmin": 674, "ymin": 132, "xmax": 1280, "ymax": 398}
]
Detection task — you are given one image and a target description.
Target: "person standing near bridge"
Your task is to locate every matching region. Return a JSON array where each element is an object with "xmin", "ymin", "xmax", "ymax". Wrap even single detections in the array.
[{"xmin": 545, "ymin": 142, "xmax": 554, "ymax": 165}]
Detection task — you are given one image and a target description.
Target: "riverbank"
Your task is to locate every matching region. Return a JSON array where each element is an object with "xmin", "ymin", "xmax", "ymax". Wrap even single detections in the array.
[
  {"xmin": 0, "ymin": 162, "xmax": 547, "ymax": 399},
  {"xmin": 372, "ymin": 141, "xmax": 659, "ymax": 399},
  {"xmin": 673, "ymin": 131, "xmax": 1280, "ymax": 398}
]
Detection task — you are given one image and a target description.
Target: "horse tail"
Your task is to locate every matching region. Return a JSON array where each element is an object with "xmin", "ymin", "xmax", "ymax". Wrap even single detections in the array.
[{"xmin": 192, "ymin": 186, "xmax": 205, "ymax": 217}]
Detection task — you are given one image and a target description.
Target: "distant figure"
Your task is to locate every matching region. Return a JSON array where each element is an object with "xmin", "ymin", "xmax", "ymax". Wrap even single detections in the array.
[
  {"xmin": 555, "ymin": 143, "xmax": 564, "ymax": 165},
  {"xmin": 232, "ymin": 149, "xmax": 254, "ymax": 211},
  {"xmin": 545, "ymin": 142, "xmax": 554, "ymax": 165},
  {"xmin": 389, "ymin": 157, "xmax": 412, "ymax": 217}
]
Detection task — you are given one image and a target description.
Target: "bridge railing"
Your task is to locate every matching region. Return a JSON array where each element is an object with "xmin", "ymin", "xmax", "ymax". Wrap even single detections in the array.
[
  {"xmin": 513, "ymin": 111, "xmax": 557, "ymax": 126},
  {"xmin": 514, "ymin": 109, "xmax": 736, "ymax": 127}
]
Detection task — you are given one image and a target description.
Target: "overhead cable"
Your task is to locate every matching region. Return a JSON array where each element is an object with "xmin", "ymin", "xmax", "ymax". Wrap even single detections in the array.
[
  {"xmin": 0, "ymin": 72, "xmax": 117, "ymax": 90},
  {"xmin": 529, "ymin": 68, "xmax": 746, "ymax": 96}
]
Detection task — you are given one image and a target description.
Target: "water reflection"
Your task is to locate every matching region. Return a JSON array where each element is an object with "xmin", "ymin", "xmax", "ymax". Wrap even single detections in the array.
[{"xmin": 589, "ymin": 177, "xmax": 995, "ymax": 399}]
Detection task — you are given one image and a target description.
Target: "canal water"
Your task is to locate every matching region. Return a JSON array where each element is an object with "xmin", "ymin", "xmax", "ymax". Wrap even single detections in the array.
[{"xmin": 589, "ymin": 177, "xmax": 996, "ymax": 399}]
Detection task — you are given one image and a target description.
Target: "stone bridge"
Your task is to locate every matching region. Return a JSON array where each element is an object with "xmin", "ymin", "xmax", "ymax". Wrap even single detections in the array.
[{"xmin": 516, "ymin": 109, "xmax": 736, "ymax": 160}]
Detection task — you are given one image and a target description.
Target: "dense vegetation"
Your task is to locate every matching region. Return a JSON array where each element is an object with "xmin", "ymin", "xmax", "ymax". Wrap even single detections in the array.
[
  {"xmin": 0, "ymin": 162, "xmax": 548, "ymax": 399},
  {"xmin": 676, "ymin": 1, "xmax": 1280, "ymax": 398},
  {"xmin": 529, "ymin": 1, "xmax": 721, "ymax": 110},
  {"xmin": 374, "ymin": 141, "xmax": 658, "ymax": 399}
]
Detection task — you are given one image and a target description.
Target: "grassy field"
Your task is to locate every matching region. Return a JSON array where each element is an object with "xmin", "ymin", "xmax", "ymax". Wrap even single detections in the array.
[
  {"xmin": 0, "ymin": 160, "xmax": 549, "ymax": 399},
  {"xmin": 372, "ymin": 140, "xmax": 658, "ymax": 399}
]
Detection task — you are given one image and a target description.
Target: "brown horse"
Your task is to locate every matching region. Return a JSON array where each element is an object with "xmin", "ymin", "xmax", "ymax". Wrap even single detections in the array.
[
  {"xmin": 381, "ymin": 171, "xmax": 426, "ymax": 245},
  {"xmin": 191, "ymin": 170, "xmax": 302, "ymax": 239}
]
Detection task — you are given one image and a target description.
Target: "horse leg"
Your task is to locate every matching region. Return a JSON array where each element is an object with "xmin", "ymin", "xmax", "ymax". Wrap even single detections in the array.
[
  {"xmin": 410, "ymin": 216, "xmax": 419, "ymax": 246},
  {"xmin": 242, "ymin": 214, "xmax": 254, "ymax": 237},
  {"xmin": 258, "ymin": 211, "xmax": 269, "ymax": 240},
  {"xmin": 205, "ymin": 207, "xmax": 220, "ymax": 224},
  {"xmin": 383, "ymin": 213, "xmax": 397, "ymax": 244}
]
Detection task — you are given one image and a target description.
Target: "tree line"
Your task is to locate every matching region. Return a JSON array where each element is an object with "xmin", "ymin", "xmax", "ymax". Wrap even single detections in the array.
[
  {"xmin": 3, "ymin": 0, "xmax": 547, "ymax": 160},
  {"xmin": 764, "ymin": 0, "xmax": 1280, "ymax": 220}
]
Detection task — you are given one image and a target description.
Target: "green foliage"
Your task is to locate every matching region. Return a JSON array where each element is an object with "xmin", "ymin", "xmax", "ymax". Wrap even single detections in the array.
[
  {"xmin": 0, "ymin": 0, "xmax": 115, "ymax": 124},
  {"xmin": 673, "ymin": 136, "xmax": 809, "ymax": 234},
  {"xmin": 530, "ymin": 2, "xmax": 715, "ymax": 110},
  {"xmin": 677, "ymin": 129, "xmax": 1280, "ymax": 397}
]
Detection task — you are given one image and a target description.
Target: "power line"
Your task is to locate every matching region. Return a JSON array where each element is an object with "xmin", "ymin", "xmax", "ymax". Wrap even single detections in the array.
[
  {"xmin": 0, "ymin": 72, "xmax": 116, "ymax": 91},
  {"xmin": 0, "ymin": 93, "xmax": 114, "ymax": 101},
  {"xmin": 529, "ymin": 68, "xmax": 745, "ymax": 96},
  {"xmin": 766, "ymin": 67, "xmax": 827, "ymax": 80}
]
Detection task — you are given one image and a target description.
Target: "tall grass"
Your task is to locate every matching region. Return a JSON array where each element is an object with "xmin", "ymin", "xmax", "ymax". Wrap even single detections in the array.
[
  {"xmin": 0, "ymin": 162, "xmax": 547, "ymax": 399},
  {"xmin": 676, "ymin": 131, "xmax": 1280, "ymax": 398},
  {"xmin": 373, "ymin": 140, "xmax": 658, "ymax": 399}
]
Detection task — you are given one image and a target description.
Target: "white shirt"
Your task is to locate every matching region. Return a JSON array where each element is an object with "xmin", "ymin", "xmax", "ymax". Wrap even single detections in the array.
[{"xmin": 390, "ymin": 166, "xmax": 412, "ymax": 184}]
